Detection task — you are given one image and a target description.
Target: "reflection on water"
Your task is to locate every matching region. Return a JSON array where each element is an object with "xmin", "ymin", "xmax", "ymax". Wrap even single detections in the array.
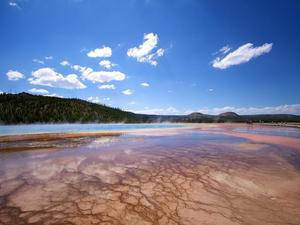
[
  {"xmin": 0, "ymin": 125, "xmax": 300, "ymax": 225},
  {"xmin": 0, "ymin": 123, "xmax": 183, "ymax": 136},
  {"xmin": 207, "ymin": 124, "xmax": 300, "ymax": 138},
  {"xmin": 233, "ymin": 127, "xmax": 300, "ymax": 138}
]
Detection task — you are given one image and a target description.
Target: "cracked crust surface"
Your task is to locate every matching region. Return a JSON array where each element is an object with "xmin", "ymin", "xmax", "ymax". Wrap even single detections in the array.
[{"xmin": 0, "ymin": 124, "xmax": 300, "ymax": 225}]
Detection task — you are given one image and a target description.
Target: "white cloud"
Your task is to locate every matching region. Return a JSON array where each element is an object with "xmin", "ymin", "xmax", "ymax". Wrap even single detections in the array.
[
  {"xmin": 6, "ymin": 70, "xmax": 24, "ymax": 81},
  {"xmin": 128, "ymin": 33, "xmax": 157, "ymax": 58},
  {"xmin": 212, "ymin": 43, "xmax": 273, "ymax": 69},
  {"xmin": 44, "ymin": 93, "xmax": 63, "ymax": 98},
  {"xmin": 195, "ymin": 104, "xmax": 300, "ymax": 115},
  {"xmin": 73, "ymin": 65, "xmax": 88, "ymax": 73},
  {"xmin": 122, "ymin": 89, "xmax": 133, "ymax": 95},
  {"xmin": 0, "ymin": 91, "xmax": 3, "ymax": 95},
  {"xmin": 133, "ymin": 106, "xmax": 178, "ymax": 115},
  {"xmin": 87, "ymin": 96, "xmax": 101, "ymax": 104},
  {"xmin": 99, "ymin": 60, "xmax": 116, "ymax": 69},
  {"xmin": 88, "ymin": 97, "xmax": 110, "ymax": 103},
  {"xmin": 28, "ymin": 88, "xmax": 49, "ymax": 94},
  {"xmin": 45, "ymin": 56, "xmax": 53, "ymax": 60},
  {"xmin": 208, "ymin": 88, "xmax": 214, "ymax": 92},
  {"xmin": 60, "ymin": 60, "xmax": 71, "ymax": 66},
  {"xmin": 29, "ymin": 67, "xmax": 86, "ymax": 89},
  {"xmin": 218, "ymin": 45, "xmax": 231, "ymax": 54},
  {"xmin": 87, "ymin": 46, "xmax": 112, "ymax": 58},
  {"xmin": 82, "ymin": 70, "xmax": 126, "ymax": 83},
  {"xmin": 59, "ymin": 60, "xmax": 125, "ymax": 83},
  {"xmin": 33, "ymin": 59, "xmax": 45, "ymax": 64},
  {"xmin": 9, "ymin": 2, "xmax": 19, "ymax": 8},
  {"xmin": 140, "ymin": 82, "xmax": 150, "ymax": 87},
  {"xmin": 28, "ymin": 88, "xmax": 63, "ymax": 98},
  {"xmin": 127, "ymin": 33, "xmax": 164, "ymax": 66},
  {"xmin": 98, "ymin": 84, "xmax": 116, "ymax": 89}
]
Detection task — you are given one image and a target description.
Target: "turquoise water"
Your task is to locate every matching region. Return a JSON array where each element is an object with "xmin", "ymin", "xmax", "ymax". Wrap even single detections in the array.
[{"xmin": 0, "ymin": 123, "xmax": 183, "ymax": 136}]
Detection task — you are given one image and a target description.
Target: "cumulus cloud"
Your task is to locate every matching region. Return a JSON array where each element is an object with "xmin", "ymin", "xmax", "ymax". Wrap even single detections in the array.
[
  {"xmin": 122, "ymin": 89, "xmax": 133, "ymax": 95},
  {"xmin": 133, "ymin": 106, "xmax": 178, "ymax": 115},
  {"xmin": 87, "ymin": 96, "xmax": 101, "ymax": 104},
  {"xmin": 29, "ymin": 67, "xmax": 86, "ymax": 89},
  {"xmin": 60, "ymin": 60, "xmax": 71, "ymax": 66},
  {"xmin": 212, "ymin": 43, "xmax": 273, "ymax": 69},
  {"xmin": 140, "ymin": 82, "xmax": 150, "ymax": 87},
  {"xmin": 6, "ymin": 70, "xmax": 24, "ymax": 81},
  {"xmin": 99, "ymin": 60, "xmax": 116, "ymax": 69},
  {"xmin": 127, "ymin": 33, "xmax": 157, "ymax": 58},
  {"xmin": 87, "ymin": 46, "xmax": 112, "ymax": 58},
  {"xmin": 33, "ymin": 59, "xmax": 45, "ymax": 64},
  {"xmin": 194, "ymin": 104, "xmax": 300, "ymax": 115},
  {"xmin": 28, "ymin": 88, "xmax": 63, "ymax": 98},
  {"xmin": 82, "ymin": 70, "xmax": 126, "ymax": 83},
  {"xmin": 60, "ymin": 60, "xmax": 125, "ymax": 83},
  {"xmin": 98, "ymin": 84, "xmax": 116, "ymax": 89},
  {"xmin": 127, "ymin": 33, "xmax": 164, "ymax": 66},
  {"xmin": 28, "ymin": 88, "xmax": 49, "ymax": 94}
]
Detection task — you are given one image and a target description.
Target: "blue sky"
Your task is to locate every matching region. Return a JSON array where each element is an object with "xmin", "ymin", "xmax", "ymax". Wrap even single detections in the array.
[{"xmin": 1, "ymin": 0, "xmax": 300, "ymax": 115}]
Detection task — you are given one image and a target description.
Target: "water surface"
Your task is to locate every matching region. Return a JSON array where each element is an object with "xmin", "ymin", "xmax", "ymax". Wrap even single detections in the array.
[
  {"xmin": 0, "ymin": 124, "xmax": 300, "ymax": 225},
  {"xmin": 0, "ymin": 123, "xmax": 183, "ymax": 136}
]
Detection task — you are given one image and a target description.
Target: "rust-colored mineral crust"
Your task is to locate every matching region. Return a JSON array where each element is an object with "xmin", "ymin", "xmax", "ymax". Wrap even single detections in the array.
[{"xmin": 0, "ymin": 124, "xmax": 300, "ymax": 225}]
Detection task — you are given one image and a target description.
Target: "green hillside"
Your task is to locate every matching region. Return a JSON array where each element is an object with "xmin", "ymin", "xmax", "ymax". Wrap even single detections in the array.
[
  {"xmin": 0, "ymin": 93, "xmax": 140, "ymax": 124},
  {"xmin": 1, "ymin": 93, "xmax": 300, "ymax": 124}
]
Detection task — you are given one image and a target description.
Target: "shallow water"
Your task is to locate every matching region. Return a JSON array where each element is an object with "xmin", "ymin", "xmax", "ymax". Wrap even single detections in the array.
[
  {"xmin": 231, "ymin": 126, "xmax": 300, "ymax": 138},
  {"xmin": 0, "ymin": 124, "xmax": 300, "ymax": 225},
  {"xmin": 0, "ymin": 123, "xmax": 183, "ymax": 136}
]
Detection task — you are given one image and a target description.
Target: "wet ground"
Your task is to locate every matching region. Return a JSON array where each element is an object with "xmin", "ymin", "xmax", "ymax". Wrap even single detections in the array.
[{"xmin": 0, "ymin": 124, "xmax": 300, "ymax": 225}]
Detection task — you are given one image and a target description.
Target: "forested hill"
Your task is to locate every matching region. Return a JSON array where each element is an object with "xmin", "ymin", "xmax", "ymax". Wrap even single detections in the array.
[
  {"xmin": 1, "ymin": 93, "xmax": 300, "ymax": 124},
  {"xmin": 0, "ymin": 93, "xmax": 140, "ymax": 124}
]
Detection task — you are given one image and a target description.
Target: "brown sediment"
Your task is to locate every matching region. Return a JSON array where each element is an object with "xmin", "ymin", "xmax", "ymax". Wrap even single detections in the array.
[
  {"xmin": 0, "ymin": 125, "xmax": 300, "ymax": 225},
  {"xmin": 0, "ymin": 127, "xmax": 194, "ymax": 152},
  {"xmin": 211, "ymin": 129, "xmax": 300, "ymax": 151},
  {"xmin": 0, "ymin": 132, "xmax": 122, "ymax": 152},
  {"xmin": 0, "ymin": 131, "xmax": 122, "ymax": 143},
  {"xmin": 233, "ymin": 131, "xmax": 300, "ymax": 151},
  {"xmin": 262, "ymin": 122, "xmax": 300, "ymax": 129}
]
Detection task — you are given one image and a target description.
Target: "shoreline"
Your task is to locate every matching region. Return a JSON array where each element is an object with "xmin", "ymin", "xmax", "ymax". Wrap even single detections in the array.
[
  {"xmin": 1, "ymin": 123, "xmax": 300, "ymax": 152},
  {"xmin": 1, "ymin": 122, "xmax": 300, "ymax": 142},
  {"xmin": 0, "ymin": 125, "xmax": 196, "ymax": 143}
]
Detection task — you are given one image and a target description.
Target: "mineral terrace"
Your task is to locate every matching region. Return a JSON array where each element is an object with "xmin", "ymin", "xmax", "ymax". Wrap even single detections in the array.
[{"xmin": 0, "ymin": 125, "xmax": 300, "ymax": 225}]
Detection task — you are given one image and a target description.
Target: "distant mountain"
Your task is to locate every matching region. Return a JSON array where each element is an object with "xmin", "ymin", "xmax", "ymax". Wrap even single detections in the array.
[
  {"xmin": 137, "ymin": 111, "xmax": 300, "ymax": 123},
  {"xmin": 0, "ymin": 93, "xmax": 300, "ymax": 124},
  {"xmin": 187, "ymin": 112, "xmax": 205, "ymax": 119},
  {"xmin": 218, "ymin": 112, "xmax": 239, "ymax": 117}
]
